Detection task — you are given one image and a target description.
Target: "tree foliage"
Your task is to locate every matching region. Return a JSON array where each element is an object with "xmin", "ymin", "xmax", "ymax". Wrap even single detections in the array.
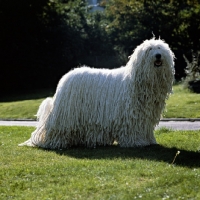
[
  {"xmin": 1, "ymin": 0, "xmax": 200, "ymax": 91},
  {"xmin": 0, "ymin": 0, "xmax": 90, "ymax": 91},
  {"xmin": 103, "ymin": 0, "xmax": 200, "ymax": 79}
]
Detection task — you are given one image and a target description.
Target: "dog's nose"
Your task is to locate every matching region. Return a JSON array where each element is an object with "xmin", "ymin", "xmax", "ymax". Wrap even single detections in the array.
[{"xmin": 156, "ymin": 53, "xmax": 161, "ymax": 59}]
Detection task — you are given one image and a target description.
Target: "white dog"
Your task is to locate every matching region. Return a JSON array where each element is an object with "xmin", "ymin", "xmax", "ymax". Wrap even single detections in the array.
[{"xmin": 19, "ymin": 38, "xmax": 175, "ymax": 149}]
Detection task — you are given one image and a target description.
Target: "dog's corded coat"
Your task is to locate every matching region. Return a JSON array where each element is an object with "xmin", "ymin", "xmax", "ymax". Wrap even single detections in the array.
[{"xmin": 19, "ymin": 38, "xmax": 175, "ymax": 149}]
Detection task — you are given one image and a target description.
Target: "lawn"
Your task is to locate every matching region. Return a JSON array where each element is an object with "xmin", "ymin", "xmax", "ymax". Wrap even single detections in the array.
[
  {"xmin": 0, "ymin": 88, "xmax": 55, "ymax": 120},
  {"xmin": 164, "ymin": 84, "xmax": 200, "ymax": 118},
  {"xmin": 0, "ymin": 126, "xmax": 200, "ymax": 199},
  {"xmin": 0, "ymin": 84, "xmax": 200, "ymax": 120}
]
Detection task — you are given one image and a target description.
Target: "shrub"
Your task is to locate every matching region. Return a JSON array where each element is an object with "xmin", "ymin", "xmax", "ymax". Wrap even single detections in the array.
[{"xmin": 183, "ymin": 50, "xmax": 200, "ymax": 93}]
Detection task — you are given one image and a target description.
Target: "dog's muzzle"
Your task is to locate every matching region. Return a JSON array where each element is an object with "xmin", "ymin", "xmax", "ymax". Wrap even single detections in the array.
[{"xmin": 154, "ymin": 53, "xmax": 162, "ymax": 67}]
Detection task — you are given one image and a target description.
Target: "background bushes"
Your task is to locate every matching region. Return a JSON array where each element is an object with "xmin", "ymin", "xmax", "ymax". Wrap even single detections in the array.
[
  {"xmin": 1, "ymin": 0, "xmax": 200, "ymax": 92},
  {"xmin": 104, "ymin": 0, "xmax": 200, "ymax": 80}
]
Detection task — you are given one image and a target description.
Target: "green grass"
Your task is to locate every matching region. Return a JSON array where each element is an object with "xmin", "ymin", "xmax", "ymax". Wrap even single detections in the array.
[
  {"xmin": 0, "ymin": 84, "xmax": 200, "ymax": 119},
  {"xmin": 0, "ymin": 89, "xmax": 55, "ymax": 120},
  {"xmin": 164, "ymin": 84, "xmax": 200, "ymax": 118},
  {"xmin": 0, "ymin": 99, "xmax": 43, "ymax": 120},
  {"xmin": 0, "ymin": 126, "xmax": 200, "ymax": 199}
]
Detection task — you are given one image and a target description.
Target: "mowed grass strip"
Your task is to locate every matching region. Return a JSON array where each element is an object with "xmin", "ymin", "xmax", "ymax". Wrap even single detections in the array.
[
  {"xmin": 164, "ymin": 84, "xmax": 200, "ymax": 118},
  {"xmin": 0, "ymin": 88, "xmax": 55, "ymax": 120},
  {"xmin": 0, "ymin": 84, "xmax": 200, "ymax": 120},
  {"xmin": 0, "ymin": 99, "xmax": 42, "ymax": 120},
  {"xmin": 0, "ymin": 126, "xmax": 200, "ymax": 199}
]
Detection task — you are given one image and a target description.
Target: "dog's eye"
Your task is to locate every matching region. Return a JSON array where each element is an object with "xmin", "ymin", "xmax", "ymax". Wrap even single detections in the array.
[
  {"xmin": 158, "ymin": 47, "xmax": 160, "ymax": 49},
  {"xmin": 149, "ymin": 48, "xmax": 152, "ymax": 50}
]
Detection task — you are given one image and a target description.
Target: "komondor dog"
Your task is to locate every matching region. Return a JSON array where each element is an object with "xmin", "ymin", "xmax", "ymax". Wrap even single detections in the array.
[{"xmin": 19, "ymin": 38, "xmax": 175, "ymax": 149}]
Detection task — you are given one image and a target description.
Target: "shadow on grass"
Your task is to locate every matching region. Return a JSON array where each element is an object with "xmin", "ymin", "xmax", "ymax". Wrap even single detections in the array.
[{"xmin": 45, "ymin": 144, "xmax": 200, "ymax": 168}]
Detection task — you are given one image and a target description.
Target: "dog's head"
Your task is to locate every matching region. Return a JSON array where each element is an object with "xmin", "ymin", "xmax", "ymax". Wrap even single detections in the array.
[
  {"xmin": 140, "ymin": 38, "xmax": 175, "ymax": 69},
  {"xmin": 126, "ymin": 37, "xmax": 175, "ymax": 91},
  {"xmin": 126, "ymin": 37, "xmax": 175, "ymax": 88},
  {"xmin": 128, "ymin": 38, "xmax": 175, "ymax": 72}
]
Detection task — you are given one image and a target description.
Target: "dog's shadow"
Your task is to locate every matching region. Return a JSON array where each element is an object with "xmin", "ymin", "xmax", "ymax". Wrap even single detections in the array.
[{"xmin": 45, "ymin": 144, "xmax": 200, "ymax": 168}]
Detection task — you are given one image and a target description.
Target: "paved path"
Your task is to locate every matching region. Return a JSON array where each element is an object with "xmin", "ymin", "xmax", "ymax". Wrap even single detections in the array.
[
  {"xmin": 0, "ymin": 120, "xmax": 199, "ymax": 130},
  {"xmin": 157, "ymin": 121, "xmax": 200, "ymax": 130},
  {"xmin": 0, "ymin": 120, "xmax": 37, "ymax": 127}
]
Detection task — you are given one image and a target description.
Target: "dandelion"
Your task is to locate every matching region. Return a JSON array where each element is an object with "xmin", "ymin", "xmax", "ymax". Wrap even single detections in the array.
[{"xmin": 171, "ymin": 151, "xmax": 180, "ymax": 165}]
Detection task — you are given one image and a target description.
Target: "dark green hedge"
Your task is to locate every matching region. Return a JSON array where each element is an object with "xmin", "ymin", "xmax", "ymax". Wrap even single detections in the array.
[{"xmin": 1, "ymin": 0, "xmax": 200, "ymax": 91}]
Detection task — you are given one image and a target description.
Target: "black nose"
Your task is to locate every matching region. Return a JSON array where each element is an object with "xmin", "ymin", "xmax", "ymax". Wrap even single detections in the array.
[{"xmin": 156, "ymin": 53, "xmax": 161, "ymax": 59}]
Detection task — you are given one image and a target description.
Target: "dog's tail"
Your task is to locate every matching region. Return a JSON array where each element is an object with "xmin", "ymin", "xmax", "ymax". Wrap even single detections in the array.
[
  {"xmin": 18, "ymin": 97, "xmax": 53, "ymax": 147},
  {"xmin": 36, "ymin": 97, "xmax": 53, "ymax": 122}
]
